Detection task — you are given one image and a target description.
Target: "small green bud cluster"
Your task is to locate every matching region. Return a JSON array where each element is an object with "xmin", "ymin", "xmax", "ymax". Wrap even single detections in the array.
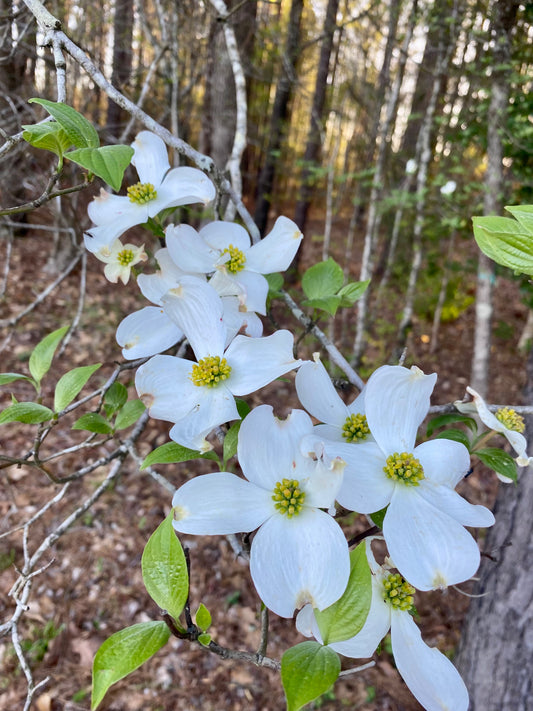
[
  {"xmin": 383, "ymin": 452, "xmax": 424, "ymax": 486},
  {"xmin": 383, "ymin": 573, "xmax": 415, "ymax": 611},
  {"xmin": 342, "ymin": 413, "xmax": 370, "ymax": 442},
  {"xmin": 190, "ymin": 356, "xmax": 231, "ymax": 387},
  {"xmin": 272, "ymin": 479, "xmax": 305, "ymax": 517}
]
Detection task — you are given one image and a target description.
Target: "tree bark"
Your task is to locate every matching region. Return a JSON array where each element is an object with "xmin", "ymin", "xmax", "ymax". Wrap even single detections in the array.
[
  {"xmin": 456, "ymin": 346, "xmax": 533, "ymax": 709},
  {"xmin": 293, "ymin": 0, "xmax": 340, "ymax": 233},
  {"xmin": 106, "ymin": 0, "xmax": 134, "ymax": 134},
  {"xmin": 253, "ymin": 0, "xmax": 304, "ymax": 235}
]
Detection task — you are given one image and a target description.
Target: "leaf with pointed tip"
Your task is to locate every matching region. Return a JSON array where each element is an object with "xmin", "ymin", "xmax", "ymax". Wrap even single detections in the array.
[
  {"xmin": 54, "ymin": 363, "xmax": 101, "ymax": 412},
  {"xmin": 22, "ymin": 122, "xmax": 71, "ymax": 156},
  {"xmin": 29, "ymin": 98, "xmax": 100, "ymax": 148},
  {"xmin": 29, "ymin": 326, "xmax": 69, "ymax": 386},
  {"xmin": 281, "ymin": 641, "xmax": 340, "ymax": 711},
  {"xmin": 141, "ymin": 442, "xmax": 218, "ymax": 468},
  {"xmin": 0, "ymin": 402, "xmax": 54, "ymax": 425},
  {"xmin": 66, "ymin": 145, "xmax": 134, "ymax": 191}
]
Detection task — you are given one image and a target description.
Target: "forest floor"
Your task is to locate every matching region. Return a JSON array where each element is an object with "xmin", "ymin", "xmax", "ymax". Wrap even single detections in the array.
[{"xmin": 0, "ymin": 210, "xmax": 529, "ymax": 711}]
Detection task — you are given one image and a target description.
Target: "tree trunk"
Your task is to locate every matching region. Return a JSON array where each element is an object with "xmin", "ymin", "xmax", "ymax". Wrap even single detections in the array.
[
  {"xmin": 253, "ymin": 0, "xmax": 304, "ymax": 235},
  {"xmin": 106, "ymin": 0, "xmax": 134, "ymax": 134},
  {"xmin": 456, "ymin": 347, "xmax": 533, "ymax": 709},
  {"xmin": 293, "ymin": 0, "xmax": 340, "ymax": 233}
]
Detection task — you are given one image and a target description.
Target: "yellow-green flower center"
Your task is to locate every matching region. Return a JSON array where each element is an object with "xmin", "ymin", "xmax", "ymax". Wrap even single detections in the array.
[
  {"xmin": 117, "ymin": 248, "xmax": 135, "ymax": 266},
  {"xmin": 272, "ymin": 478, "xmax": 305, "ymax": 517},
  {"xmin": 383, "ymin": 452, "xmax": 424, "ymax": 486},
  {"xmin": 495, "ymin": 407, "xmax": 525, "ymax": 433},
  {"xmin": 221, "ymin": 244, "xmax": 246, "ymax": 274},
  {"xmin": 127, "ymin": 181, "xmax": 157, "ymax": 204},
  {"xmin": 190, "ymin": 356, "xmax": 231, "ymax": 387},
  {"xmin": 342, "ymin": 413, "xmax": 370, "ymax": 442},
  {"xmin": 383, "ymin": 573, "xmax": 415, "ymax": 612}
]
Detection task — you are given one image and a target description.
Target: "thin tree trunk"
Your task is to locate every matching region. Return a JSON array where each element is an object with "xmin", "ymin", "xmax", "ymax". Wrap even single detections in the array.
[
  {"xmin": 106, "ymin": 0, "xmax": 134, "ymax": 133},
  {"xmin": 293, "ymin": 0, "xmax": 340, "ymax": 233},
  {"xmin": 253, "ymin": 0, "xmax": 304, "ymax": 235}
]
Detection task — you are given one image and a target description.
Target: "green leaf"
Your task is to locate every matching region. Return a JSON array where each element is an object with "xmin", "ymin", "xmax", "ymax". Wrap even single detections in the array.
[
  {"xmin": 315, "ymin": 544, "xmax": 372, "ymax": 644},
  {"xmin": 302, "ymin": 295, "xmax": 342, "ymax": 316},
  {"xmin": 198, "ymin": 633, "xmax": 211, "ymax": 646},
  {"xmin": 302, "ymin": 258, "xmax": 344, "ymax": 300},
  {"xmin": 114, "ymin": 399, "xmax": 146, "ymax": 430},
  {"xmin": 141, "ymin": 442, "xmax": 218, "ymax": 469},
  {"xmin": 195, "ymin": 603, "xmax": 212, "ymax": 632},
  {"xmin": 0, "ymin": 373, "xmax": 34, "ymax": 387},
  {"xmin": 22, "ymin": 122, "xmax": 71, "ymax": 157},
  {"xmin": 337, "ymin": 279, "xmax": 370, "ymax": 306},
  {"xmin": 0, "ymin": 402, "xmax": 54, "ymax": 425},
  {"xmin": 66, "ymin": 145, "xmax": 135, "ymax": 191},
  {"xmin": 223, "ymin": 420, "xmax": 241, "ymax": 465},
  {"xmin": 71, "ymin": 412, "xmax": 113, "ymax": 434},
  {"xmin": 91, "ymin": 621, "xmax": 170, "ymax": 710},
  {"xmin": 29, "ymin": 98, "xmax": 99, "ymax": 149},
  {"xmin": 54, "ymin": 363, "xmax": 101, "ymax": 412},
  {"xmin": 104, "ymin": 382, "xmax": 128, "ymax": 416},
  {"xmin": 426, "ymin": 413, "xmax": 477, "ymax": 437},
  {"xmin": 235, "ymin": 398, "xmax": 251, "ymax": 419},
  {"xmin": 435, "ymin": 428, "xmax": 471, "ymax": 450},
  {"xmin": 505, "ymin": 205, "xmax": 533, "ymax": 235},
  {"xmin": 265, "ymin": 272, "xmax": 284, "ymax": 295},
  {"xmin": 141, "ymin": 513, "xmax": 189, "ymax": 621},
  {"xmin": 28, "ymin": 326, "xmax": 69, "ymax": 385},
  {"xmin": 476, "ymin": 447, "xmax": 517, "ymax": 483},
  {"xmin": 472, "ymin": 215, "xmax": 533, "ymax": 275},
  {"xmin": 281, "ymin": 641, "xmax": 340, "ymax": 711},
  {"xmin": 370, "ymin": 507, "xmax": 387, "ymax": 529}
]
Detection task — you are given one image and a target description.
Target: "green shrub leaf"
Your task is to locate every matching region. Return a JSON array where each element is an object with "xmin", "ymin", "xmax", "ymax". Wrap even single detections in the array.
[
  {"xmin": 338, "ymin": 279, "xmax": 370, "ymax": 306},
  {"xmin": 141, "ymin": 442, "xmax": 218, "ymax": 468},
  {"xmin": 0, "ymin": 402, "xmax": 54, "ymax": 425},
  {"xmin": 0, "ymin": 373, "xmax": 35, "ymax": 387},
  {"xmin": 315, "ymin": 544, "xmax": 372, "ymax": 644},
  {"xmin": 67, "ymin": 145, "xmax": 134, "ymax": 191},
  {"xmin": 195, "ymin": 603, "xmax": 212, "ymax": 632},
  {"xmin": 476, "ymin": 447, "xmax": 517, "ymax": 483},
  {"xmin": 302, "ymin": 258, "xmax": 344, "ymax": 299},
  {"xmin": 30, "ymin": 98, "xmax": 100, "ymax": 149},
  {"xmin": 71, "ymin": 412, "xmax": 113, "ymax": 434},
  {"xmin": 22, "ymin": 122, "xmax": 71, "ymax": 157},
  {"xmin": 104, "ymin": 382, "xmax": 128, "ymax": 416},
  {"xmin": 473, "ymin": 215, "xmax": 533, "ymax": 275},
  {"xmin": 427, "ymin": 413, "xmax": 477, "ymax": 437},
  {"xmin": 141, "ymin": 513, "xmax": 189, "ymax": 621},
  {"xmin": 281, "ymin": 641, "xmax": 340, "ymax": 711},
  {"xmin": 91, "ymin": 621, "xmax": 170, "ymax": 710},
  {"xmin": 54, "ymin": 363, "xmax": 101, "ymax": 412},
  {"xmin": 114, "ymin": 399, "xmax": 146, "ymax": 430},
  {"xmin": 28, "ymin": 326, "xmax": 69, "ymax": 386}
]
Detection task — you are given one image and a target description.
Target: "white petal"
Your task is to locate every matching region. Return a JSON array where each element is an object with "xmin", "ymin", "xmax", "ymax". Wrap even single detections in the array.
[
  {"xmin": 131, "ymin": 131, "xmax": 170, "ymax": 184},
  {"xmin": 85, "ymin": 199, "xmax": 149, "ymax": 249},
  {"xmin": 417, "ymin": 480, "xmax": 495, "ymax": 528},
  {"xmin": 391, "ymin": 609, "xmax": 469, "ymax": 711},
  {"xmin": 158, "ymin": 166, "xmax": 216, "ymax": 206},
  {"xmin": 334, "ymin": 441, "xmax": 395, "ymax": 513},
  {"xmin": 465, "ymin": 386, "xmax": 528, "ymax": 458},
  {"xmin": 225, "ymin": 330, "xmax": 301, "ymax": 396},
  {"xmin": 232, "ymin": 270, "xmax": 269, "ymax": 315},
  {"xmin": 298, "ymin": 436, "xmax": 346, "ymax": 510},
  {"xmin": 414, "ymin": 439, "xmax": 470, "ymax": 488},
  {"xmin": 169, "ymin": 385, "xmax": 239, "ymax": 451},
  {"xmin": 384, "ymin": 487, "xmax": 483, "ymax": 590},
  {"xmin": 172, "ymin": 472, "xmax": 272, "ymax": 534},
  {"xmin": 161, "ymin": 276, "xmax": 226, "ymax": 359},
  {"xmin": 116, "ymin": 307, "xmax": 182, "ymax": 359},
  {"xmin": 165, "ymin": 223, "xmax": 216, "ymax": 273},
  {"xmin": 250, "ymin": 508, "xmax": 350, "ymax": 618},
  {"xmin": 295, "ymin": 357, "xmax": 349, "ymax": 427},
  {"xmin": 237, "ymin": 405, "xmax": 314, "ymax": 489},
  {"xmin": 200, "ymin": 221, "xmax": 251, "ymax": 252},
  {"xmin": 246, "ymin": 216, "xmax": 303, "ymax": 273},
  {"xmin": 365, "ymin": 365, "xmax": 437, "ymax": 453},
  {"xmin": 330, "ymin": 575, "xmax": 391, "ymax": 658},
  {"xmin": 295, "ymin": 604, "xmax": 322, "ymax": 641},
  {"xmin": 135, "ymin": 354, "xmax": 201, "ymax": 422}
]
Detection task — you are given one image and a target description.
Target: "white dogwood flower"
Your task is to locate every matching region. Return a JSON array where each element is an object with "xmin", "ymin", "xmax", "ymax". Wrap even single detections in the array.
[
  {"xmin": 84, "ymin": 131, "xmax": 215, "ymax": 252},
  {"xmin": 164, "ymin": 216, "xmax": 302, "ymax": 314},
  {"xmin": 93, "ymin": 239, "xmax": 147, "ymax": 285},
  {"xmin": 172, "ymin": 405, "xmax": 349, "ymax": 617},
  {"xmin": 296, "ymin": 544, "xmax": 469, "ymax": 711},
  {"xmin": 455, "ymin": 386, "xmax": 531, "ymax": 473},
  {"xmin": 135, "ymin": 310, "xmax": 302, "ymax": 451},
  {"xmin": 335, "ymin": 365, "xmax": 495, "ymax": 591}
]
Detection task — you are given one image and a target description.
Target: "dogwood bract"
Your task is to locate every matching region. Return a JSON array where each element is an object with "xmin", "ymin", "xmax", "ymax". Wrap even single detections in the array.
[
  {"xmin": 333, "ymin": 365, "xmax": 495, "ymax": 590},
  {"xmin": 165, "ymin": 216, "xmax": 302, "ymax": 314},
  {"xmin": 84, "ymin": 131, "xmax": 216, "ymax": 252},
  {"xmin": 296, "ymin": 544, "xmax": 469, "ymax": 711},
  {"xmin": 295, "ymin": 354, "xmax": 369, "ymax": 443},
  {"xmin": 455, "ymin": 385, "xmax": 531, "ymax": 471},
  {"xmin": 171, "ymin": 404, "xmax": 350, "ymax": 617},
  {"xmin": 135, "ymin": 327, "xmax": 302, "ymax": 452}
]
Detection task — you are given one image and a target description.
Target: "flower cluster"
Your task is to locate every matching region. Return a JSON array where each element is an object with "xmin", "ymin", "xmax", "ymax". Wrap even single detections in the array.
[{"xmin": 82, "ymin": 132, "xmax": 506, "ymax": 711}]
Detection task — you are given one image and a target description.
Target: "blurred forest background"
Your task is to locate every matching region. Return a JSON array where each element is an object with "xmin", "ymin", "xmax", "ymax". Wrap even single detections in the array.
[{"xmin": 1, "ymin": 0, "xmax": 533, "ymax": 710}]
